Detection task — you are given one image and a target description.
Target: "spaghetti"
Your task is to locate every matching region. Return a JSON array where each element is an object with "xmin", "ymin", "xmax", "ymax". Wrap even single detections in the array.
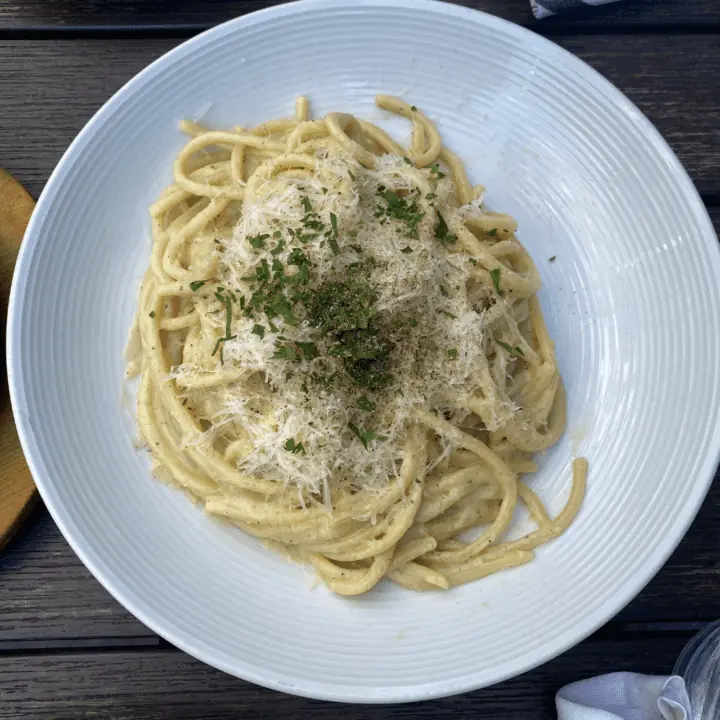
[{"xmin": 127, "ymin": 95, "xmax": 587, "ymax": 595}]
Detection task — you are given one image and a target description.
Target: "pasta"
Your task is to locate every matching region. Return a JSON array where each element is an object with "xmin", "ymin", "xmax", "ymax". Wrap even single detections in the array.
[{"xmin": 126, "ymin": 95, "xmax": 587, "ymax": 596}]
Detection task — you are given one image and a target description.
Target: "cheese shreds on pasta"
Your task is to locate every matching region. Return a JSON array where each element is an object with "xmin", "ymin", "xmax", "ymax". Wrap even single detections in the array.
[{"xmin": 127, "ymin": 95, "xmax": 587, "ymax": 595}]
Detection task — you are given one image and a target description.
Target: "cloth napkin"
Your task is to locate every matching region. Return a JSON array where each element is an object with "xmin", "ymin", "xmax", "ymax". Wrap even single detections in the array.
[
  {"xmin": 531, "ymin": 0, "xmax": 622, "ymax": 19},
  {"xmin": 556, "ymin": 673, "xmax": 692, "ymax": 719}
]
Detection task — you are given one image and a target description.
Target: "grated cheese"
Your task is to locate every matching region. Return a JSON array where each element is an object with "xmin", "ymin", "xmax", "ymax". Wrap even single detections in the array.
[{"xmin": 170, "ymin": 150, "xmax": 521, "ymax": 499}]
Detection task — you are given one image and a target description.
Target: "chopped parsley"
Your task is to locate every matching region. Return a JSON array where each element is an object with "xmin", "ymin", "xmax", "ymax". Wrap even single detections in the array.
[
  {"xmin": 490, "ymin": 267, "xmax": 502, "ymax": 294},
  {"xmin": 271, "ymin": 295, "xmax": 299, "ymax": 326},
  {"xmin": 273, "ymin": 344, "xmax": 297, "ymax": 361},
  {"xmin": 248, "ymin": 233, "xmax": 270, "ymax": 249},
  {"xmin": 376, "ymin": 187, "xmax": 425, "ymax": 239},
  {"xmin": 549, "ymin": 255, "xmax": 557, "ymax": 263},
  {"xmin": 400, "ymin": 246, "xmax": 413, "ymax": 254},
  {"xmin": 356, "ymin": 395, "xmax": 377, "ymax": 412},
  {"xmin": 148, "ymin": 311, "xmax": 155, "ymax": 318},
  {"xmin": 307, "ymin": 277, "xmax": 393, "ymax": 391},
  {"xmin": 251, "ymin": 324, "xmax": 265, "ymax": 339},
  {"xmin": 297, "ymin": 341, "xmax": 318, "ymax": 359},
  {"xmin": 434, "ymin": 213, "xmax": 457, "ymax": 245},
  {"xmin": 189, "ymin": 280, "xmax": 207, "ymax": 292},
  {"xmin": 211, "ymin": 292, "xmax": 236, "ymax": 362},
  {"xmin": 429, "ymin": 163, "xmax": 446, "ymax": 178},
  {"xmin": 496, "ymin": 341, "xmax": 524, "ymax": 357},
  {"xmin": 347, "ymin": 422, "xmax": 387, "ymax": 450},
  {"xmin": 328, "ymin": 212, "xmax": 340, "ymax": 255},
  {"xmin": 284, "ymin": 438, "xmax": 305, "ymax": 454},
  {"xmin": 308, "ymin": 278, "xmax": 376, "ymax": 334},
  {"xmin": 487, "ymin": 228, "xmax": 498, "ymax": 238},
  {"xmin": 446, "ymin": 348, "xmax": 458, "ymax": 360}
]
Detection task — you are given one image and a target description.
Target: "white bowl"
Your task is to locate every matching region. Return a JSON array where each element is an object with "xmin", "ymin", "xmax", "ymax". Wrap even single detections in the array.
[{"xmin": 8, "ymin": 0, "xmax": 720, "ymax": 703}]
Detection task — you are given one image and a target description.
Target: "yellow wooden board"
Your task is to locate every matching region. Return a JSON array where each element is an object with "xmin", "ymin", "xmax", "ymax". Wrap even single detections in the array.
[{"xmin": 0, "ymin": 168, "xmax": 37, "ymax": 551}]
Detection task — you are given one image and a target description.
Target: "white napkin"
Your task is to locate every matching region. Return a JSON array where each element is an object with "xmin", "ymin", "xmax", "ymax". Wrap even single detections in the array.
[
  {"xmin": 556, "ymin": 673, "xmax": 692, "ymax": 719},
  {"xmin": 531, "ymin": 0, "xmax": 622, "ymax": 19}
]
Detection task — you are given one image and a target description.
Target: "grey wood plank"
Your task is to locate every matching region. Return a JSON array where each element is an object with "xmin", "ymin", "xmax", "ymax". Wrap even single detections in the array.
[
  {"xmin": 0, "ymin": 35, "xmax": 718, "ymax": 199},
  {"xmin": 0, "ymin": 507, "xmax": 154, "ymax": 642},
  {"xmin": 617, "ymin": 472, "xmax": 720, "ymax": 622},
  {"xmin": 0, "ymin": 635, "xmax": 693, "ymax": 719},
  {"xmin": 0, "ymin": 0, "xmax": 718, "ymax": 31}
]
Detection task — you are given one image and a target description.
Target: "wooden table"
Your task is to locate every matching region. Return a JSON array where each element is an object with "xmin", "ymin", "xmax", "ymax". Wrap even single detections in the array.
[{"xmin": 1, "ymin": 1, "xmax": 719, "ymax": 717}]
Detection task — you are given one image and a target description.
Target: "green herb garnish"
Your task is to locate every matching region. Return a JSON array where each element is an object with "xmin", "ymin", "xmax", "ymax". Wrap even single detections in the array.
[
  {"xmin": 248, "ymin": 233, "xmax": 270, "ymax": 249},
  {"xmin": 446, "ymin": 348, "xmax": 458, "ymax": 360},
  {"xmin": 273, "ymin": 344, "xmax": 297, "ymax": 361},
  {"xmin": 490, "ymin": 268, "xmax": 501, "ymax": 294},
  {"xmin": 347, "ymin": 422, "xmax": 387, "ymax": 449},
  {"xmin": 297, "ymin": 341, "xmax": 318, "ymax": 359},
  {"xmin": 284, "ymin": 438, "xmax": 306, "ymax": 454},
  {"xmin": 328, "ymin": 212, "xmax": 340, "ymax": 255},
  {"xmin": 148, "ymin": 311, "xmax": 155, "ymax": 318},
  {"xmin": 487, "ymin": 228, "xmax": 498, "ymax": 238},
  {"xmin": 400, "ymin": 246, "xmax": 413, "ymax": 254},
  {"xmin": 434, "ymin": 214, "xmax": 457, "ymax": 245},
  {"xmin": 189, "ymin": 280, "xmax": 207, "ymax": 292},
  {"xmin": 356, "ymin": 395, "xmax": 376, "ymax": 412},
  {"xmin": 271, "ymin": 296, "xmax": 299, "ymax": 326},
  {"xmin": 376, "ymin": 187, "xmax": 425, "ymax": 239},
  {"xmin": 251, "ymin": 324, "xmax": 265, "ymax": 339},
  {"xmin": 549, "ymin": 255, "xmax": 557, "ymax": 263},
  {"xmin": 308, "ymin": 278, "xmax": 376, "ymax": 334},
  {"xmin": 255, "ymin": 259, "xmax": 270, "ymax": 283},
  {"xmin": 210, "ymin": 292, "xmax": 237, "ymax": 362}
]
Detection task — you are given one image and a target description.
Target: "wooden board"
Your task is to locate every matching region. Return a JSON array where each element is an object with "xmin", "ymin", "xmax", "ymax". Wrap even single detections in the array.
[
  {"xmin": 0, "ymin": 635, "xmax": 694, "ymax": 719},
  {"xmin": 0, "ymin": 170, "xmax": 36, "ymax": 551},
  {"xmin": 0, "ymin": 0, "xmax": 718, "ymax": 31}
]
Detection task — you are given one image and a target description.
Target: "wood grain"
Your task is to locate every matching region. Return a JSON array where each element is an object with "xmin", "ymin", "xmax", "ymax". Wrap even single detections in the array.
[
  {"xmin": 0, "ymin": 635, "xmax": 693, "ymax": 719},
  {"xmin": 0, "ymin": 508, "xmax": 153, "ymax": 643},
  {"xmin": 0, "ymin": 35, "xmax": 719, "ymax": 199},
  {"xmin": 0, "ymin": 170, "xmax": 37, "ymax": 551},
  {"xmin": 0, "ymin": 0, "xmax": 718, "ymax": 31}
]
